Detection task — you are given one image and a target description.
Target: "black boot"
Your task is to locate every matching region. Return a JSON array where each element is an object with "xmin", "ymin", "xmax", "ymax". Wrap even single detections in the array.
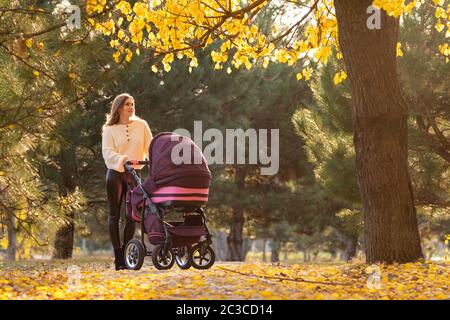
[{"xmin": 114, "ymin": 247, "xmax": 127, "ymax": 270}]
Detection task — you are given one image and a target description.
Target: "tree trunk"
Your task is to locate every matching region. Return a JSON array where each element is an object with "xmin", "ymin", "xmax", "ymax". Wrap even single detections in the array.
[
  {"xmin": 303, "ymin": 249, "xmax": 309, "ymax": 262},
  {"xmin": 271, "ymin": 240, "xmax": 280, "ymax": 263},
  {"xmin": 53, "ymin": 211, "xmax": 75, "ymax": 259},
  {"xmin": 227, "ymin": 207, "xmax": 244, "ymax": 260},
  {"xmin": 227, "ymin": 167, "xmax": 246, "ymax": 261},
  {"xmin": 262, "ymin": 237, "xmax": 267, "ymax": 262},
  {"xmin": 53, "ymin": 146, "xmax": 77, "ymax": 259},
  {"xmin": 6, "ymin": 213, "xmax": 16, "ymax": 261},
  {"xmin": 329, "ymin": 248, "xmax": 337, "ymax": 261},
  {"xmin": 334, "ymin": 0, "xmax": 423, "ymax": 263}
]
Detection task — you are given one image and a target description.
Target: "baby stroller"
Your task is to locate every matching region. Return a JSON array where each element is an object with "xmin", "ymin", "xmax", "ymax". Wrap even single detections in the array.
[{"xmin": 123, "ymin": 132, "xmax": 215, "ymax": 270}]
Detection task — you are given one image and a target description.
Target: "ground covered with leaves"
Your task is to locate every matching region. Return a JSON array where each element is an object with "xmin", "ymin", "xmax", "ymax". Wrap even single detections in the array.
[{"xmin": 0, "ymin": 259, "xmax": 448, "ymax": 300}]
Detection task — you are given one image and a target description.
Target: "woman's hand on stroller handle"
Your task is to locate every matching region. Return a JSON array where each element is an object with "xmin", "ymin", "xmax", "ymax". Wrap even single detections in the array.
[{"xmin": 124, "ymin": 160, "xmax": 150, "ymax": 170}]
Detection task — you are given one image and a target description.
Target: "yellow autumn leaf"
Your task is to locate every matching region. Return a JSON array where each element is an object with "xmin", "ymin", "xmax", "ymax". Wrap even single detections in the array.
[
  {"xmin": 397, "ymin": 42, "xmax": 404, "ymax": 57},
  {"xmin": 125, "ymin": 48, "xmax": 133, "ymax": 62},
  {"xmin": 24, "ymin": 38, "xmax": 33, "ymax": 48},
  {"xmin": 302, "ymin": 67, "xmax": 313, "ymax": 81},
  {"xmin": 163, "ymin": 62, "xmax": 171, "ymax": 72},
  {"xmin": 334, "ymin": 71, "xmax": 347, "ymax": 85}
]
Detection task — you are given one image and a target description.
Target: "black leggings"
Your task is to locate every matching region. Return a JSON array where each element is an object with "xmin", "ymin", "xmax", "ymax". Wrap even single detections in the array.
[{"xmin": 106, "ymin": 169, "xmax": 140, "ymax": 249}]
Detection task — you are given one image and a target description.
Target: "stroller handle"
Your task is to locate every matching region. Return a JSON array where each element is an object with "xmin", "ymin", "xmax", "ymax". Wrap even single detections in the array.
[{"xmin": 124, "ymin": 160, "xmax": 150, "ymax": 171}]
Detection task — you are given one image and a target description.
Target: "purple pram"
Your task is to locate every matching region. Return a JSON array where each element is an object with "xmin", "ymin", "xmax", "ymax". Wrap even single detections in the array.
[{"xmin": 123, "ymin": 132, "xmax": 215, "ymax": 270}]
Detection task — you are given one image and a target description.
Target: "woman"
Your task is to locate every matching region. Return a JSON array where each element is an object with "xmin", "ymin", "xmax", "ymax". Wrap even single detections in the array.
[{"xmin": 102, "ymin": 93, "xmax": 153, "ymax": 270}]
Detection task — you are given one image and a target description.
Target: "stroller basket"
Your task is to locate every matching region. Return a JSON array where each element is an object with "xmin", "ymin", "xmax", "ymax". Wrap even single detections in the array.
[{"xmin": 144, "ymin": 212, "xmax": 207, "ymax": 247}]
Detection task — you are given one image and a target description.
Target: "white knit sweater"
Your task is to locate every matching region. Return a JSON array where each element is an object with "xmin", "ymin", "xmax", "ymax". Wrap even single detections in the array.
[{"xmin": 102, "ymin": 118, "xmax": 153, "ymax": 172}]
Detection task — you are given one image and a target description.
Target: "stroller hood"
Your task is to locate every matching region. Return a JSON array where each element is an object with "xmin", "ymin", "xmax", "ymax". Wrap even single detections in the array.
[
  {"xmin": 127, "ymin": 132, "xmax": 211, "ymax": 221},
  {"xmin": 142, "ymin": 132, "xmax": 211, "ymax": 193}
]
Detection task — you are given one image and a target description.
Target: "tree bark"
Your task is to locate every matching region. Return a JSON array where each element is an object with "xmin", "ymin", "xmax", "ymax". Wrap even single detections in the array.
[
  {"xmin": 53, "ymin": 211, "xmax": 75, "ymax": 259},
  {"xmin": 53, "ymin": 146, "xmax": 77, "ymax": 259},
  {"xmin": 6, "ymin": 213, "xmax": 16, "ymax": 261},
  {"xmin": 227, "ymin": 207, "xmax": 244, "ymax": 260},
  {"xmin": 271, "ymin": 239, "xmax": 280, "ymax": 263},
  {"xmin": 334, "ymin": 0, "xmax": 423, "ymax": 263},
  {"xmin": 303, "ymin": 249, "xmax": 309, "ymax": 262},
  {"xmin": 226, "ymin": 167, "xmax": 246, "ymax": 261}
]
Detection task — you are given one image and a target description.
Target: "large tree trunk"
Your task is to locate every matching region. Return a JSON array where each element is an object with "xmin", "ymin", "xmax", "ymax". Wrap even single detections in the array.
[
  {"xmin": 53, "ymin": 146, "xmax": 77, "ymax": 259},
  {"xmin": 334, "ymin": 0, "xmax": 423, "ymax": 263},
  {"xmin": 227, "ymin": 167, "xmax": 246, "ymax": 261}
]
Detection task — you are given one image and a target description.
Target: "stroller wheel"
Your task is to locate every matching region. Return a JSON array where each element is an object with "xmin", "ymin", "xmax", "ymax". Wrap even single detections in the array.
[
  {"xmin": 152, "ymin": 244, "xmax": 175, "ymax": 270},
  {"xmin": 175, "ymin": 246, "xmax": 192, "ymax": 270},
  {"xmin": 189, "ymin": 243, "xmax": 215, "ymax": 270},
  {"xmin": 124, "ymin": 239, "xmax": 145, "ymax": 270}
]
